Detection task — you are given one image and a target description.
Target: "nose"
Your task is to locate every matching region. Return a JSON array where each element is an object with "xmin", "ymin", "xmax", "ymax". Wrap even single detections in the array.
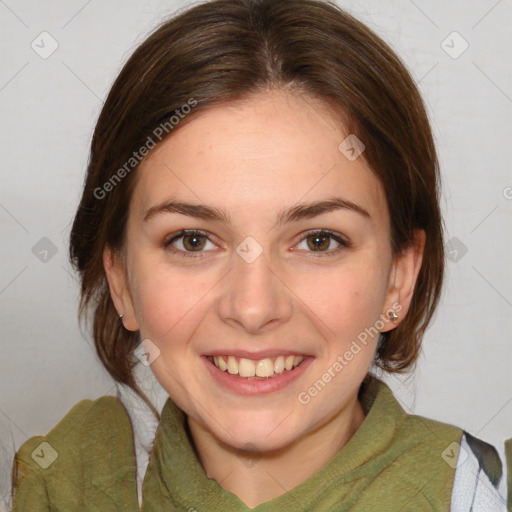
[{"xmin": 217, "ymin": 245, "xmax": 294, "ymax": 335}]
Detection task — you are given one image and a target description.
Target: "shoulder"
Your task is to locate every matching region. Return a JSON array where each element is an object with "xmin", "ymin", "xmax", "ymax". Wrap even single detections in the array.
[
  {"xmin": 14, "ymin": 395, "xmax": 130, "ymax": 465},
  {"xmin": 382, "ymin": 381, "xmax": 503, "ymax": 486},
  {"xmin": 11, "ymin": 395, "xmax": 136, "ymax": 511},
  {"xmin": 371, "ymin": 379, "xmax": 506, "ymax": 510},
  {"xmin": 392, "ymin": 391, "xmax": 504, "ymax": 498}
]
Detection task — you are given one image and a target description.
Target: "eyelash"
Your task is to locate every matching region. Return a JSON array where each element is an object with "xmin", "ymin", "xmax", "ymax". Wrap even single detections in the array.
[{"xmin": 162, "ymin": 229, "xmax": 350, "ymax": 259}]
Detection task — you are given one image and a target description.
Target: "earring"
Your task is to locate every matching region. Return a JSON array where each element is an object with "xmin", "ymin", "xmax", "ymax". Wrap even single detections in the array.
[
  {"xmin": 119, "ymin": 314, "xmax": 124, "ymax": 322},
  {"xmin": 388, "ymin": 311, "xmax": 399, "ymax": 322}
]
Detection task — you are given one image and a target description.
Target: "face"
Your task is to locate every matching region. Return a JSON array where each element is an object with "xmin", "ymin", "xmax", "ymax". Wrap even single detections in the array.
[{"xmin": 104, "ymin": 89, "xmax": 423, "ymax": 452}]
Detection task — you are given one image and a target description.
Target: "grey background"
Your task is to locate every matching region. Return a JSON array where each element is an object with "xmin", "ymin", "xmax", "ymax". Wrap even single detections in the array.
[{"xmin": 1, "ymin": 0, "xmax": 511, "ymax": 508}]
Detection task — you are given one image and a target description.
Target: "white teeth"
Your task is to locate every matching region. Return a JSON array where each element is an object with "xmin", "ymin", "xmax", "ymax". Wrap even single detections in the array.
[
  {"xmin": 227, "ymin": 356, "xmax": 238, "ymax": 375},
  {"xmin": 294, "ymin": 355, "xmax": 304, "ymax": 367},
  {"xmin": 274, "ymin": 355, "xmax": 285, "ymax": 374},
  {"xmin": 239, "ymin": 358, "xmax": 256, "ymax": 377},
  {"xmin": 211, "ymin": 354, "xmax": 305, "ymax": 378},
  {"xmin": 255, "ymin": 358, "xmax": 274, "ymax": 377}
]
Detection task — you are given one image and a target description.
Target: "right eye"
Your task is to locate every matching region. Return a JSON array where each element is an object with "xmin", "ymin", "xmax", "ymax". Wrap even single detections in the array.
[{"xmin": 163, "ymin": 230, "xmax": 217, "ymax": 258}]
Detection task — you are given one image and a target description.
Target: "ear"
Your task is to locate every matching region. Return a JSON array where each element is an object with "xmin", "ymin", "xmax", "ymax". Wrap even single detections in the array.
[
  {"xmin": 103, "ymin": 245, "xmax": 139, "ymax": 331},
  {"xmin": 380, "ymin": 229, "xmax": 426, "ymax": 333}
]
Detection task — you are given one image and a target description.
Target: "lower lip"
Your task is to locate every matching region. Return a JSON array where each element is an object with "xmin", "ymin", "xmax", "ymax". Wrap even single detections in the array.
[{"xmin": 202, "ymin": 355, "xmax": 313, "ymax": 395}]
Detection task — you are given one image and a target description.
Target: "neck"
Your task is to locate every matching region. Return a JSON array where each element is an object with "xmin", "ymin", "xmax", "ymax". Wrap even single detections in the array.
[{"xmin": 187, "ymin": 392, "xmax": 366, "ymax": 509}]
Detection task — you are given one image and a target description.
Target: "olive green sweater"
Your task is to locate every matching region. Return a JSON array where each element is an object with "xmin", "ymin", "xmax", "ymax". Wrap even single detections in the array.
[{"xmin": 11, "ymin": 377, "xmax": 464, "ymax": 511}]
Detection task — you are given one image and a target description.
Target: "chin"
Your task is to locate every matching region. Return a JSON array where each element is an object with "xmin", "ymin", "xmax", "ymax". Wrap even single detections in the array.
[
  {"xmin": 229, "ymin": 431, "xmax": 297, "ymax": 454},
  {"xmin": 210, "ymin": 412, "xmax": 304, "ymax": 453}
]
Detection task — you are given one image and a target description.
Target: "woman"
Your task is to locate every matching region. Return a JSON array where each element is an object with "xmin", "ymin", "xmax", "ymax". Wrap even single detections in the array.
[{"xmin": 10, "ymin": 0, "xmax": 508, "ymax": 510}]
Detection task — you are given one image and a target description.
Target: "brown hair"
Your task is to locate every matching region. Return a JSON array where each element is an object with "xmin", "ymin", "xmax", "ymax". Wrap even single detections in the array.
[{"xmin": 69, "ymin": 0, "xmax": 444, "ymax": 421}]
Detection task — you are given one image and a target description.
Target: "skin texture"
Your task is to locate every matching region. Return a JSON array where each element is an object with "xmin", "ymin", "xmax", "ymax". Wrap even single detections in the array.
[{"xmin": 104, "ymin": 89, "xmax": 425, "ymax": 508}]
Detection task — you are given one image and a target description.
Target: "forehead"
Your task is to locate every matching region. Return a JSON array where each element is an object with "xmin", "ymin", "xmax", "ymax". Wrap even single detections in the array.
[{"xmin": 132, "ymin": 90, "xmax": 388, "ymax": 227}]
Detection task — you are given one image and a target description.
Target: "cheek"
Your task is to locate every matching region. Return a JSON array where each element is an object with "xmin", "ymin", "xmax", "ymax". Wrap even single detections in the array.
[
  {"xmin": 297, "ymin": 259, "xmax": 388, "ymax": 339},
  {"xmin": 131, "ymin": 260, "xmax": 213, "ymax": 340}
]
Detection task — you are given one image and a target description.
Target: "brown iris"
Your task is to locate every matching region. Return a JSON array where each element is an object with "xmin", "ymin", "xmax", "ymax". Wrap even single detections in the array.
[
  {"xmin": 182, "ymin": 233, "xmax": 207, "ymax": 251},
  {"xmin": 306, "ymin": 233, "xmax": 331, "ymax": 251}
]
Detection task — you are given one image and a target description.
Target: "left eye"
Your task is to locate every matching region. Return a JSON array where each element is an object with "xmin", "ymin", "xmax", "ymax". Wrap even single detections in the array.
[
  {"xmin": 163, "ymin": 229, "xmax": 348, "ymax": 259},
  {"xmin": 294, "ymin": 230, "xmax": 348, "ymax": 256}
]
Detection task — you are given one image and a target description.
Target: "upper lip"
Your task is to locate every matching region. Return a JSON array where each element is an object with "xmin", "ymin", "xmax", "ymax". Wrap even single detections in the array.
[{"xmin": 204, "ymin": 349, "xmax": 311, "ymax": 359}]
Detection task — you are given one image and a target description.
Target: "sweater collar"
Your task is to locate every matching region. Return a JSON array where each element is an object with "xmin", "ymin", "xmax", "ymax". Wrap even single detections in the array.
[{"xmin": 142, "ymin": 375, "xmax": 407, "ymax": 511}]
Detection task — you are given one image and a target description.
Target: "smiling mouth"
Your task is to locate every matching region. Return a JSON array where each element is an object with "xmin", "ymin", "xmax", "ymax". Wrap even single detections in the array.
[{"xmin": 205, "ymin": 354, "xmax": 306, "ymax": 379}]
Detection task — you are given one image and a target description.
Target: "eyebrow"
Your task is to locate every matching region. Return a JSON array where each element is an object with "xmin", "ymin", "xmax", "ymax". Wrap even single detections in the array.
[{"xmin": 143, "ymin": 196, "xmax": 371, "ymax": 225}]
